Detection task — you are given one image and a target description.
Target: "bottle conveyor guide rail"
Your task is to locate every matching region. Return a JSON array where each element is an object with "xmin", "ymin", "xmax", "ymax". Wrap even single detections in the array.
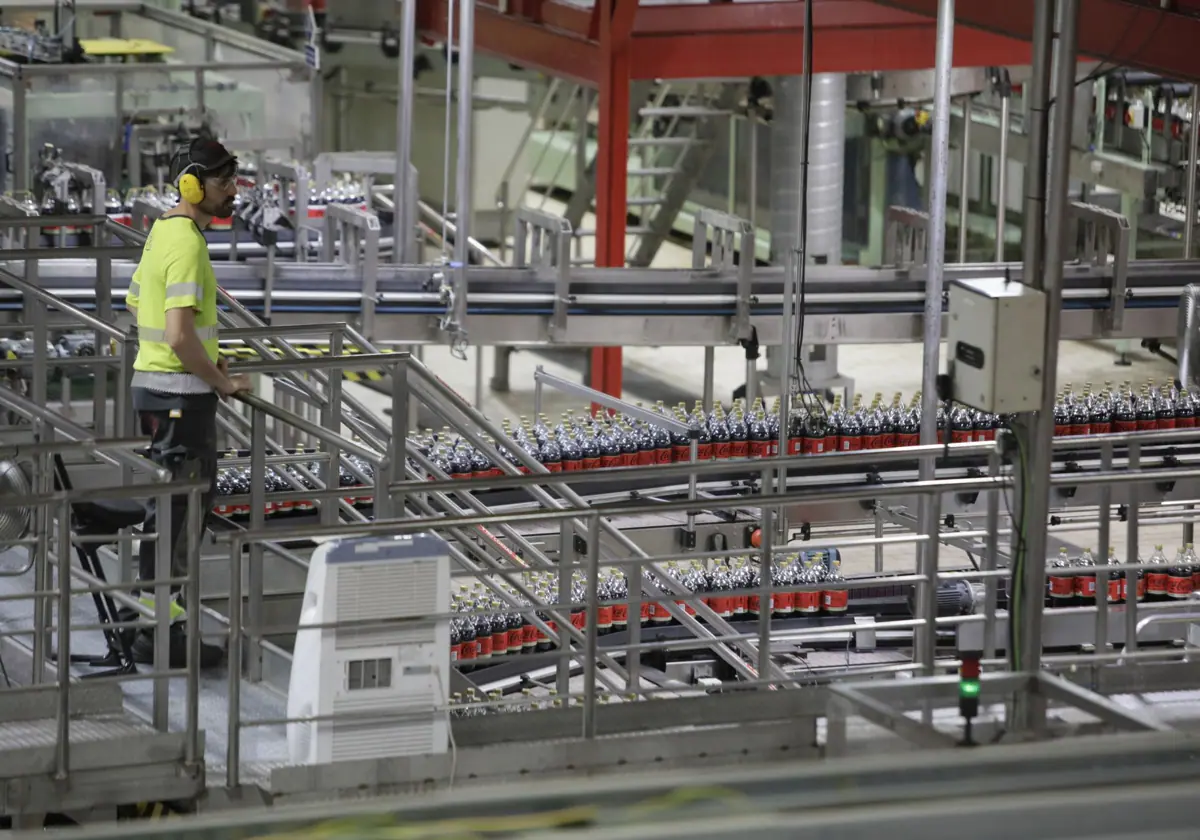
[{"xmin": 0, "ymin": 256, "xmax": 1189, "ymax": 346}]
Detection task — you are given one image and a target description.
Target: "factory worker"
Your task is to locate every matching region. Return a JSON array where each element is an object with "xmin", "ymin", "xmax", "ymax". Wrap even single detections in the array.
[{"xmin": 122, "ymin": 136, "xmax": 249, "ymax": 669}]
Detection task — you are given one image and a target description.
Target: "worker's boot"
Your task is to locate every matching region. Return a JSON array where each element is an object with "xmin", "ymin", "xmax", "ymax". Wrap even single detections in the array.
[{"xmin": 125, "ymin": 597, "xmax": 225, "ymax": 669}]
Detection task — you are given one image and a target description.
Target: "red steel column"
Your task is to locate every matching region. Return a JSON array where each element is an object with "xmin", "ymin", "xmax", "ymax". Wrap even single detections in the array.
[{"xmin": 590, "ymin": 0, "xmax": 636, "ymax": 402}]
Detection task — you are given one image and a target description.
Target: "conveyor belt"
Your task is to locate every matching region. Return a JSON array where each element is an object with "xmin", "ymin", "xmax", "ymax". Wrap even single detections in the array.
[{"xmin": 4, "ymin": 254, "xmax": 1190, "ymax": 324}]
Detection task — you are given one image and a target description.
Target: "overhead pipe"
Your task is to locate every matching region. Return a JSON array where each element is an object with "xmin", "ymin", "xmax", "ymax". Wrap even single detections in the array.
[
  {"xmin": 394, "ymin": 0, "xmax": 417, "ymax": 263},
  {"xmin": 450, "ymin": 0, "xmax": 475, "ymax": 345}
]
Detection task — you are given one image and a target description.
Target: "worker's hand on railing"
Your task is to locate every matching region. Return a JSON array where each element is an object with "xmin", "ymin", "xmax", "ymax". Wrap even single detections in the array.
[{"xmin": 217, "ymin": 358, "xmax": 253, "ymax": 400}]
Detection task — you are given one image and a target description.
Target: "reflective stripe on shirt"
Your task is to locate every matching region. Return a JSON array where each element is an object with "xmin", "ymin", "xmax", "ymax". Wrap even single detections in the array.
[{"xmin": 137, "ymin": 324, "xmax": 219, "ymax": 343}]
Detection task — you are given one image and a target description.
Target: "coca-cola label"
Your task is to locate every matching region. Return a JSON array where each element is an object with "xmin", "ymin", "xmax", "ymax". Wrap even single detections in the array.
[
  {"xmin": 492, "ymin": 632, "xmax": 508, "ymax": 655},
  {"xmin": 612, "ymin": 603, "xmax": 629, "ymax": 624},
  {"xmin": 730, "ymin": 440, "xmax": 748, "ymax": 458},
  {"xmin": 640, "ymin": 602, "xmax": 652, "ymax": 621},
  {"xmin": 459, "ymin": 641, "xmax": 476, "ymax": 661},
  {"xmin": 637, "ymin": 450, "xmax": 655, "ymax": 467},
  {"xmin": 951, "ymin": 430, "xmax": 972, "ymax": 444},
  {"xmin": 522, "ymin": 624, "xmax": 538, "ymax": 646},
  {"xmin": 600, "ymin": 455, "xmax": 620, "ymax": 469},
  {"xmin": 1179, "ymin": 417, "xmax": 1197, "ymax": 429},
  {"xmin": 698, "ymin": 443, "xmax": 714, "ymax": 461},
  {"xmin": 570, "ymin": 611, "xmax": 587, "ymax": 630},
  {"xmin": 1074, "ymin": 576, "xmax": 1096, "ymax": 598},
  {"xmin": 1167, "ymin": 575, "xmax": 1194, "ymax": 598},
  {"xmin": 788, "ymin": 438, "xmax": 804, "ymax": 456},
  {"xmin": 1160, "ymin": 418, "xmax": 1177, "ymax": 431},
  {"xmin": 749, "ymin": 441, "xmax": 768, "ymax": 459},
  {"xmin": 1137, "ymin": 419, "xmax": 1157, "ymax": 432},
  {"xmin": 508, "ymin": 628, "xmax": 523, "ymax": 650},
  {"xmin": 563, "ymin": 459, "xmax": 583, "ymax": 472},
  {"xmin": 714, "ymin": 442, "xmax": 733, "ymax": 460},
  {"xmin": 841, "ymin": 436, "xmax": 862, "ymax": 452},
  {"xmin": 671, "ymin": 446, "xmax": 690, "ymax": 463},
  {"xmin": 477, "ymin": 635, "xmax": 493, "ymax": 657},
  {"xmin": 655, "ymin": 448, "xmax": 673, "ymax": 464},
  {"xmin": 794, "ymin": 592, "xmax": 821, "ymax": 613},
  {"xmin": 1048, "ymin": 575, "xmax": 1075, "ymax": 599},
  {"xmin": 450, "ymin": 643, "xmax": 460, "ymax": 662},
  {"xmin": 1146, "ymin": 572, "xmax": 1169, "ymax": 594},
  {"xmin": 1107, "ymin": 578, "xmax": 1122, "ymax": 603},
  {"xmin": 1069, "ymin": 424, "xmax": 1090, "ymax": 437},
  {"xmin": 775, "ymin": 591, "xmax": 794, "ymax": 612},
  {"xmin": 545, "ymin": 462, "xmax": 562, "ymax": 473},
  {"xmin": 822, "ymin": 589, "xmax": 849, "ymax": 612},
  {"xmin": 598, "ymin": 605, "xmax": 614, "ymax": 627},
  {"xmin": 865, "ymin": 434, "xmax": 884, "ymax": 449},
  {"xmin": 1114, "ymin": 420, "xmax": 1137, "ymax": 433}
]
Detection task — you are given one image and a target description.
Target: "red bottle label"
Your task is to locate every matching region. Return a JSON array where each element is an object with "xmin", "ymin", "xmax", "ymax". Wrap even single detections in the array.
[
  {"xmin": 671, "ymin": 446, "xmax": 690, "ymax": 463},
  {"xmin": 1137, "ymin": 419, "xmax": 1158, "ymax": 432},
  {"xmin": 1091, "ymin": 421, "xmax": 1112, "ymax": 435},
  {"xmin": 598, "ymin": 605, "xmax": 614, "ymax": 628},
  {"xmin": 1107, "ymin": 578, "xmax": 1122, "ymax": 603},
  {"xmin": 1160, "ymin": 418, "xmax": 1177, "ymax": 430},
  {"xmin": 1074, "ymin": 576, "xmax": 1096, "ymax": 598},
  {"xmin": 823, "ymin": 434, "xmax": 837, "ymax": 453},
  {"xmin": 794, "ymin": 592, "xmax": 821, "ymax": 613},
  {"xmin": 883, "ymin": 432, "xmax": 897, "ymax": 448},
  {"xmin": 611, "ymin": 604, "xmax": 629, "ymax": 625},
  {"xmin": 1054, "ymin": 423, "xmax": 1070, "ymax": 437},
  {"xmin": 1179, "ymin": 416, "xmax": 1197, "ymax": 429},
  {"xmin": 640, "ymin": 602, "xmax": 652, "ymax": 621},
  {"xmin": 1146, "ymin": 572, "xmax": 1169, "ymax": 594},
  {"xmin": 822, "ymin": 589, "xmax": 849, "ymax": 612},
  {"xmin": 951, "ymin": 430, "xmax": 972, "ymax": 444},
  {"xmin": 637, "ymin": 450, "xmax": 655, "ymax": 467},
  {"xmin": 459, "ymin": 641, "xmax": 476, "ymax": 661},
  {"xmin": 749, "ymin": 441, "xmax": 768, "ymax": 459},
  {"xmin": 655, "ymin": 448, "xmax": 673, "ymax": 464},
  {"xmin": 492, "ymin": 631, "xmax": 508, "ymax": 655},
  {"xmin": 865, "ymin": 434, "xmax": 884, "ymax": 449},
  {"xmin": 788, "ymin": 437, "xmax": 803, "ymax": 456},
  {"xmin": 714, "ymin": 442, "xmax": 733, "ymax": 460},
  {"xmin": 450, "ymin": 643, "xmax": 460, "ymax": 662},
  {"xmin": 1114, "ymin": 420, "xmax": 1137, "ymax": 433},
  {"xmin": 840, "ymin": 436, "xmax": 862, "ymax": 452},
  {"xmin": 570, "ymin": 611, "xmax": 587, "ymax": 630},
  {"xmin": 1048, "ymin": 575, "xmax": 1075, "ymax": 599},
  {"xmin": 730, "ymin": 440, "xmax": 748, "ymax": 458},
  {"xmin": 477, "ymin": 635, "xmax": 493, "ymax": 657},
  {"xmin": 774, "ymin": 591, "xmax": 794, "ymax": 612},
  {"xmin": 563, "ymin": 459, "xmax": 583, "ymax": 472},
  {"xmin": 522, "ymin": 624, "xmax": 538, "ymax": 646},
  {"xmin": 1070, "ymin": 423, "xmax": 1090, "ymax": 437},
  {"xmin": 1167, "ymin": 575, "xmax": 1194, "ymax": 598},
  {"xmin": 508, "ymin": 628, "xmax": 523, "ymax": 650},
  {"xmin": 698, "ymin": 443, "xmax": 714, "ymax": 461}
]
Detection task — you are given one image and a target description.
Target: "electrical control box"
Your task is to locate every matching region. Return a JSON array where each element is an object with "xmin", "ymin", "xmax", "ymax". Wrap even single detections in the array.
[{"xmin": 946, "ymin": 277, "xmax": 1047, "ymax": 414}]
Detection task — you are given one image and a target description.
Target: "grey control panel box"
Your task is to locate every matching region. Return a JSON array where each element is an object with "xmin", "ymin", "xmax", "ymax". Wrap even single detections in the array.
[{"xmin": 946, "ymin": 276, "xmax": 1047, "ymax": 414}]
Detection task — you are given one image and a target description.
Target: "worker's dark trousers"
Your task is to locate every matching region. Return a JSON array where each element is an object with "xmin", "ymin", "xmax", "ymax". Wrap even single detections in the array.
[{"xmin": 136, "ymin": 395, "xmax": 219, "ymax": 595}]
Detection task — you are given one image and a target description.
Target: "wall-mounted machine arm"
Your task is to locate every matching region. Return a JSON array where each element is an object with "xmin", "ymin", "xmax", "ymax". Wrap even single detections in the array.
[
  {"xmin": 321, "ymin": 203, "xmax": 381, "ymax": 339},
  {"xmin": 514, "ymin": 207, "xmax": 573, "ymax": 340},
  {"xmin": 884, "ymin": 205, "xmax": 931, "ymax": 269},
  {"xmin": 1068, "ymin": 201, "xmax": 1131, "ymax": 334},
  {"xmin": 692, "ymin": 207, "xmax": 754, "ymax": 344}
]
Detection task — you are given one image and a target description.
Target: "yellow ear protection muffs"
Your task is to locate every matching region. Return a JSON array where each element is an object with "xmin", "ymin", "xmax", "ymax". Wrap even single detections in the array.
[{"xmin": 177, "ymin": 162, "xmax": 206, "ymax": 205}]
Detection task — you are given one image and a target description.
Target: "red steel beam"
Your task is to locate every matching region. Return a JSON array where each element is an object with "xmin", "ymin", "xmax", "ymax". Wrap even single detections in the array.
[
  {"xmin": 416, "ymin": 0, "xmax": 601, "ymax": 85},
  {"xmin": 629, "ymin": 0, "xmax": 1032, "ymax": 79},
  {"xmin": 873, "ymin": 0, "xmax": 1200, "ymax": 81},
  {"xmin": 590, "ymin": 0, "xmax": 637, "ymax": 403}
]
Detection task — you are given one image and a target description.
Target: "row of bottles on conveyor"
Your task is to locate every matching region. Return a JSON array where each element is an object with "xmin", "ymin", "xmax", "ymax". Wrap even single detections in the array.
[
  {"xmin": 212, "ymin": 448, "xmax": 378, "ymax": 517},
  {"xmin": 1053, "ymin": 380, "xmax": 1199, "ymax": 436},
  {"xmin": 1046, "ymin": 544, "xmax": 1200, "ymax": 606},
  {"xmin": 448, "ymin": 688, "xmax": 647, "ymax": 716},
  {"xmin": 449, "ymin": 554, "xmax": 849, "ymax": 666}
]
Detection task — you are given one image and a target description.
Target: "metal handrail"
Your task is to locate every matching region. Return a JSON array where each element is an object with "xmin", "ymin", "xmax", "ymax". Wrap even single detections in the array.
[
  {"xmin": 233, "ymin": 393, "xmax": 385, "ymax": 467},
  {"xmin": 0, "ymin": 266, "xmax": 127, "ymax": 341}
]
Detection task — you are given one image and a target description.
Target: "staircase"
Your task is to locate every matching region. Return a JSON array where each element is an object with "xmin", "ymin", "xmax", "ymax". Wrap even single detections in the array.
[{"xmin": 509, "ymin": 80, "xmax": 744, "ymax": 267}]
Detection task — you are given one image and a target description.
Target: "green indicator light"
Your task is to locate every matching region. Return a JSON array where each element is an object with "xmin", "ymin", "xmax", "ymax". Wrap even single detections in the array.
[{"xmin": 960, "ymin": 679, "xmax": 981, "ymax": 698}]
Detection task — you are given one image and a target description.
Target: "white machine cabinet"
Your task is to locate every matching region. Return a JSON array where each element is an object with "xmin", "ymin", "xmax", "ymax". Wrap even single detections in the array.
[
  {"xmin": 947, "ymin": 276, "xmax": 1048, "ymax": 414},
  {"xmin": 287, "ymin": 533, "xmax": 451, "ymax": 765}
]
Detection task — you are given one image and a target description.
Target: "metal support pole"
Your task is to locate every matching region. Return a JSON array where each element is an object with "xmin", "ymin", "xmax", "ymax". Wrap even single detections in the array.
[
  {"xmin": 1185, "ymin": 85, "xmax": 1199, "ymax": 259},
  {"xmin": 914, "ymin": 0, "xmax": 955, "ymax": 680},
  {"xmin": 748, "ymin": 117, "xmax": 759, "ymax": 236},
  {"xmin": 581, "ymin": 514, "xmax": 601, "ymax": 739},
  {"xmin": 702, "ymin": 348, "xmax": 715, "ymax": 413},
  {"xmin": 226, "ymin": 541, "xmax": 243, "ymax": 789},
  {"xmin": 983, "ymin": 447, "xmax": 1000, "ymax": 660},
  {"xmin": 1014, "ymin": 0, "xmax": 1077, "ymax": 734},
  {"xmin": 1125, "ymin": 441, "xmax": 1141, "ymax": 656},
  {"xmin": 450, "ymin": 0, "xmax": 475, "ymax": 339},
  {"xmin": 395, "ymin": 0, "xmax": 416, "ymax": 264},
  {"xmin": 55, "ymin": 497, "xmax": 71, "ymax": 781},
  {"xmin": 957, "ymin": 95, "xmax": 972, "ymax": 262},
  {"xmin": 1095, "ymin": 445, "xmax": 1112, "ymax": 653},
  {"xmin": 247, "ymin": 410, "xmax": 266, "ymax": 682},
  {"xmin": 757, "ymin": 472, "xmax": 774, "ymax": 681},
  {"xmin": 995, "ymin": 92, "xmax": 1011, "ymax": 262},
  {"xmin": 185, "ymin": 486, "xmax": 203, "ymax": 766},
  {"xmin": 153, "ymin": 492, "xmax": 172, "ymax": 732}
]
